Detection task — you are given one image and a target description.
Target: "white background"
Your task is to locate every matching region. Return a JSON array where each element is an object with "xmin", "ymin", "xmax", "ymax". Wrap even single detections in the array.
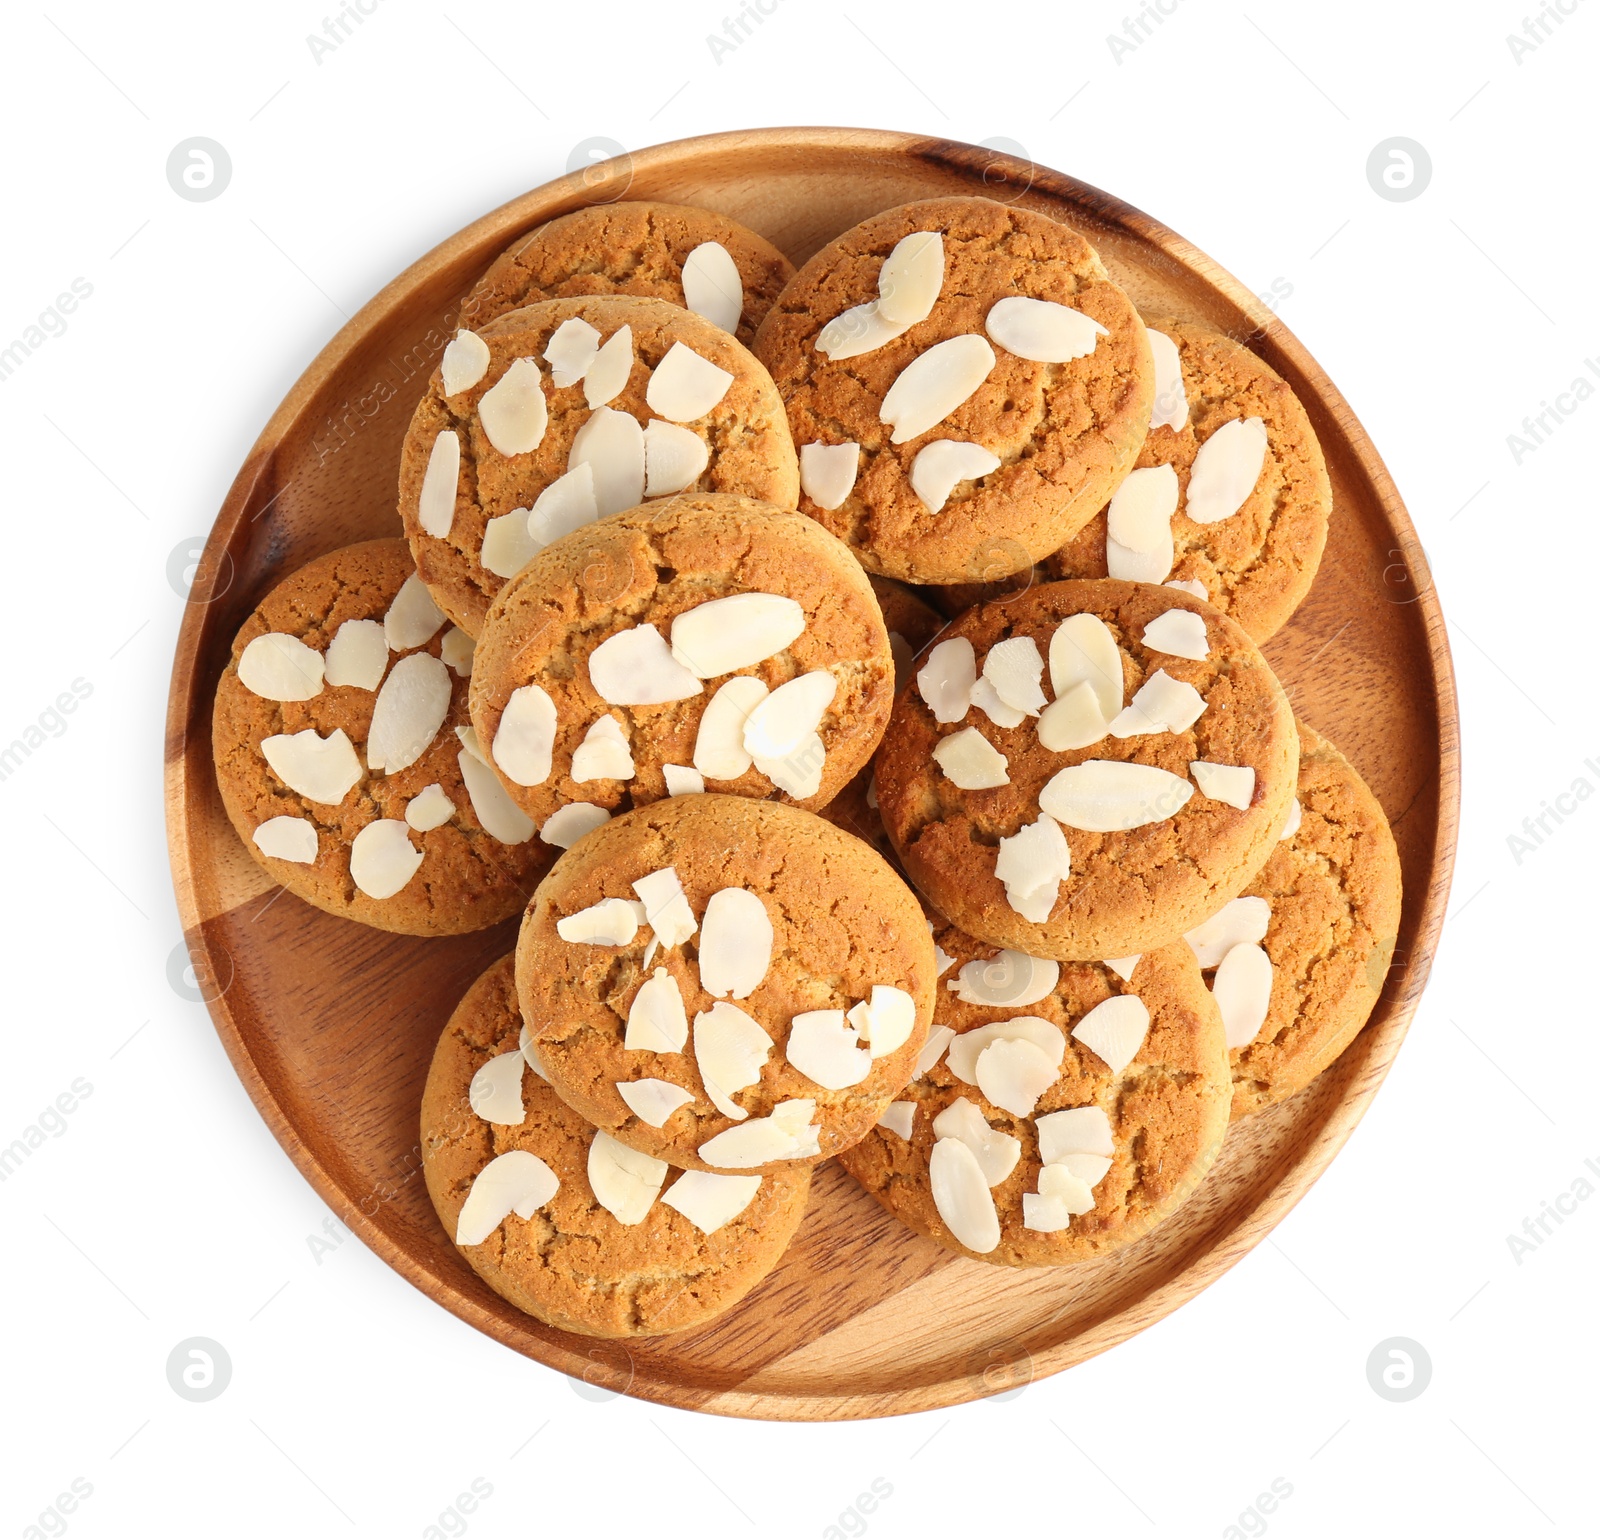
[{"xmin": 2, "ymin": 1, "xmax": 1595, "ymax": 1535}]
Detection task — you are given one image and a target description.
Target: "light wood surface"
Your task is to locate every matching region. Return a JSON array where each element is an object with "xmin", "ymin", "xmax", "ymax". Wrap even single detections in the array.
[{"xmin": 163, "ymin": 128, "xmax": 1459, "ymax": 1421}]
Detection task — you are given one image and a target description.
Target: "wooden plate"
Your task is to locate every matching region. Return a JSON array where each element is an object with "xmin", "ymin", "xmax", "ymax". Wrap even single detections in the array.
[{"xmin": 164, "ymin": 128, "xmax": 1458, "ymax": 1420}]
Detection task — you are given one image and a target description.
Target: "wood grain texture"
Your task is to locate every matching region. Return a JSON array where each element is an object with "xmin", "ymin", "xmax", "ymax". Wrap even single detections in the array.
[{"xmin": 163, "ymin": 128, "xmax": 1459, "ymax": 1421}]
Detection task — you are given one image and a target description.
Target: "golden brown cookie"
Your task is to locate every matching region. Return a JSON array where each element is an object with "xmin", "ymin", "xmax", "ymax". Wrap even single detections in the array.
[
  {"xmin": 398, "ymin": 295, "xmax": 798, "ymax": 636},
  {"xmin": 839, "ymin": 923, "xmax": 1230, "ymax": 1266},
  {"xmin": 1047, "ymin": 319, "xmax": 1331, "ymax": 643},
  {"xmin": 875, "ymin": 578, "xmax": 1297, "ymax": 961},
  {"xmin": 422, "ymin": 954, "xmax": 812, "ymax": 1337},
  {"xmin": 516, "ymin": 797, "xmax": 938, "ymax": 1174},
  {"xmin": 461, "ymin": 201, "xmax": 795, "ymax": 348},
  {"xmin": 754, "ymin": 196, "xmax": 1153, "ymax": 586},
  {"xmin": 212, "ymin": 539, "xmax": 549, "ymax": 936},
  {"xmin": 467, "ymin": 495, "xmax": 894, "ymax": 831}
]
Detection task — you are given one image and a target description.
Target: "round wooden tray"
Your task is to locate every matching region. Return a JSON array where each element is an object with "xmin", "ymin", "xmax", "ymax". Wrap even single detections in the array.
[{"xmin": 164, "ymin": 127, "xmax": 1459, "ymax": 1420}]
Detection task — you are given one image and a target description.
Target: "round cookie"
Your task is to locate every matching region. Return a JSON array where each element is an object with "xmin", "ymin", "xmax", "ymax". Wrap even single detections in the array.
[
  {"xmin": 754, "ymin": 196, "xmax": 1154, "ymax": 586},
  {"xmin": 461, "ymin": 200, "xmax": 796, "ymax": 348},
  {"xmin": 839, "ymin": 922, "xmax": 1230, "ymax": 1266},
  {"xmin": 1047, "ymin": 319, "xmax": 1332, "ymax": 643},
  {"xmin": 398, "ymin": 294, "xmax": 799, "ymax": 636},
  {"xmin": 469, "ymin": 495, "xmax": 895, "ymax": 828},
  {"xmin": 212, "ymin": 539, "xmax": 550, "ymax": 936},
  {"xmin": 875, "ymin": 578, "xmax": 1297, "ymax": 961},
  {"xmin": 1188, "ymin": 721, "xmax": 1402, "ymax": 1118},
  {"xmin": 516, "ymin": 797, "xmax": 939, "ymax": 1174},
  {"xmin": 423, "ymin": 954, "xmax": 813, "ymax": 1337}
]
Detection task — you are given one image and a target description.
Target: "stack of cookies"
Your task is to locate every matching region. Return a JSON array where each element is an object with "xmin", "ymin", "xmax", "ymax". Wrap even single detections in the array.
[{"xmin": 211, "ymin": 195, "xmax": 1402, "ymax": 1339}]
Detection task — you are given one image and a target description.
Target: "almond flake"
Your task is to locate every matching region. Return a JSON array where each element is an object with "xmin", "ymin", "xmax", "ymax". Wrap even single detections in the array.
[
  {"xmin": 1103, "ymin": 954, "xmax": 1140, "ymax": 983},
  {"xmin": 643, "ymin": 420, "xmax": 709, "ymax": 496},
  {"xmin": 947, "ymin": 1016, "xmax": 1065, "ymax": 1086},
  {"xmin": 929, "ymin": 1137, "xmax": 1001, "ymax": 1252},
  {"xmin": 617, "ymin": 1077, "xmax": 695, "ymax": 1128},
  {"xmin": 588, "ymin": 1131, "xmax": 667, "ymax": 1225},
  {"xmin": 1147, "ymin": 329, "xmax": 1189, "ymax": 432},
  {"xmin": 568, "ymin": 405, "xmax": 645, "ymax": 516},
  {"xmin": 367, "ymin": 653, "xmax": 452, "ymax": 774},
  {"xmin": 544, "ymin": 317, "xmax": 601, "ymax": 388},
  {"xmin": 1279, "ymin": 797, "xmax": 1302, "ymax": 841},
  {"xmin": 557, "ymin": 896, "xmax": 642, "ymax": 946},
  {"xmin": 932, "ymin": 727, "xmax": 1009, "ymax": 789},
  {"xmin": 261, "ymin": 728, "xmax": 361, "ymax": 804},
  {"xmin": 1107, "ymin": 670, "xmax": 1207, "ymax": 738},
  {"xmin": 1105, "ymin": 464, "xmax": 1178, "ymax": 583},
  {"xmin": 877, "ymin": 230, "xmax": 945, "ymax": 325},
  {"xmin": 519, "ymin": 1022, "xmax": 548, "ymax": 1079},
  {"xmin": 1037, "ymin": 681, "xmax": 1110, "ymax": 753},
  {"xmin": 481, "ymin": 508, "xmax": 540, "ymax": 579},
  {"xmin": 492, "ymin": 683, "xmax": 557, "ymax": 786},
  {"xmin": 846, "ymin": 984, "xmax": 918, "ymax": 1058},
  {"xmin": 983, "ymin": 637, "xmax": 1047, "ymax": 716},
  {"xmin": 583, "ymin": 325, "xmax": 634, "ymax": 408},
  {"xmin": 693, "ymin": 675, "xmax": 769, "ymax": 780},
  {"xmin": 1214, "ymin": 942, "xmax": 1274, "ymax": 1048},
  {"xmin": 1185, "ymin": 896, "xmax": 1271, "ymax": 970},
  {"xmin": 1167, "ymin": 578, "xmax": 1208, "ymax": 599},
  {"xmin": 995, "ymin": 813, "xmax": 1071, "ymax": 921},
  {"xmin": 441, "ymin": 627, "xmax": 474, "ymax": 677},
  {"xmin": 816, "ymin": 300, "xmax": 911, "ymax": 360},
  {"xmin": 1190, "ymin": 760, "xmax": 1256, "ymax": 810},
  {"xmin": 976, "ymin": 1036, "xmax": 1059, "ymax": 1116},
  {"xmin": 932, "ymin": 934, "xmax": 955, "ymax": 976},
  {"xmin": 1071, "ymin": 994, "xmax": 1150, "ymax": 1074},
  {"xmin": 909, "ymin": 439, "xmax": 1000, "ymax": 513},
  {"xmin": 1059, "ymin": 1150, "xmax": 1112, "ymax": 1187},
  {"xmin": 1039, "ymin": 758, "xmax": 1194, "ymax": 831},
  {"xmin": 646, "ymin": 342, "xmax": 734, "ymax": 422},
  {"xmin": 742, "ymin": 670, "xmax": 836, "ymax": 759},
  {"xmin": 917, "ymin": 637, "xmax": 977, "ymax": 723},
  {"xmin": 453, "ymin": 724, "xmax": 489, "ymax": 770},
  {"xmin": 588, "ymin": 623, "xmax": 702, "ymax": 706},
  {"xmin": 1142, "ymin": 608, "xmax": 1209, "ymax": 660},
  {"xmin": 661, "ymin": 1169, "xmax": 761, "ymax": 1234},
  {"xmin": 1036, "ymin": 1104, "xmax": 1114, "ymax": 1163},
  {"xmin": 985, "ymin": 295, "xmax": 1107, "ymax": 362},
  {"xmin": 1048, "ymin": 614, "xmax": 1123, "ymax": 721},
  {"xmin": 441, "ymin": 328, "xmax": 491, "ymax": 396},
  {"xmin": 478, "ymin": 357, "xmax": 548, "ymax": 455},
  {"xmin": 671, "ymin": 593, "xmax": 806, "ymax": 679},
  {"xmin": 540, "ymin": 802, "xmax": 610, "ymax": 848},
  {"xmin": 663, "ymin": 764, "xmax": 704, "ymax": 795},
  {"xmin": 931, "ymin": 1098, "xmax": 1021, "ymax": 1186},
  {"xmin": 698, "ymin": 1099, "xmax": 820, "ymax": 1167},
  {"xmin": 799, "ymin": 441, "xmax": 860, "ymax": 510},
  {"xmin": 324, "ymin": 619, "xmax": 388, "ymax": 691},
  {"xmin": 915, "ymin": 1024, "xmax": 956, "ymax": 1077},
  {"xmin": 457, "ymin": 750, "xmax": 535, "ymax": 844},
  {"xmin": 878, "ymin": 1102, "xmax": 916, "ymax": 1140},
  {"xmin": 951, "ymin": 950, "xmax": 1059, "ymax": 1008},
  {"xmin": 571, "ymin": 714, "xmax": 635, "ymax": 782},
  {"xmin": 456, "ymin": 1150, "xmax": 559, "ymax": 1245},
  {"xmin": 404, "ymin": 783, "xmax": 454, "ymax": 832},
  {"xmin": 252, "ymin": 816, "xmax": 317, "ymax": 864},
  {"xmin": 698, "ymin": 888, "xmax": 773, "ymax": 1000},
  {"xmin": 880, "ymin": 335, "xmax": 995, "ymax": 444},
  {"xmin": 384, "ymin": 574, "xmax": 447, "ymax": 650},
  {"xmin": 692, "ymin": 1000, "xmax": 771, "ymax": 1120},
  {"xmin": 238, "ymin": 633, "xmax": 324, "ymax": 701},
  {"xmin": 681, "ymin": 241, "xmax": 744, "ymax": 333},
  {"xmin": 528, "ymin": 462, "xmax": 600, "ymax": 548},
  {"xmin": 418, "ymin": 430, "xmax": 460, "ymax": 537},
  {"xmin": 970, "ymin": 677, "xmax": 1026, "ymax": 728},
  {"xmin": 349, "ymin": 818, "xmax": 423, "ymax": 899},
  {"xmin": 469, "ymin": 1049, "xmax": 526, "ymax": 1125},
  {"xmin": 632, "ymin": 866, "xmax": 697, "ymax": 949},
  {"xmin": 1186, "ymin": 416, "xmax": 1268, "ymax": 524},
  {"xmin": 1022, "ymin": 1163, "xmax": 1096, "ymax": 1231},
  {"xmin": 786, "ymin": 1009, "xmax": 871, "ymax": 1090}
]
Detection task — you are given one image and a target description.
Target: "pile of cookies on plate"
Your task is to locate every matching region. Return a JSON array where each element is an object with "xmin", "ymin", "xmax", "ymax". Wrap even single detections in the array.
[{"xmin": 212, "ymin": 194, "xmax": 1402, "ymax": 1338}]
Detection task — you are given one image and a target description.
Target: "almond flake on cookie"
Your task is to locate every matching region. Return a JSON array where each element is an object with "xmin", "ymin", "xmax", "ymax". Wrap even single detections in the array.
[
  {"xmin": 1166, "ymin": 578, "xmax": 1208, "ymax": 599},
  {"xmin": 384, "ymin": 573, "xmax": 448, "ymax": 650},
  {"xmin": 1107, "ymin": 670, "xmax": 1207, "ymax": 738},
  {"xmin": 366, "ymin": 653, "xmax": 452, "ymax": 773},
  {"xmin": 543, "ymin": 317, "xmax": 601, "ymax": 388},
  {"xmin": 1186, "ymin": 416, "xmax": 1268, "ymax": 524},
  {"xmin": 931, "ymin": 929, "xmax": 956, "ymax": 977},
  {"xmin": 970, "ymin": 676, "xmax": 1026, "ymax": 729},
  {"xmin": 324, "ymin": 619, "xmax": 388, "ymax": 691},
  {"xmin": 846, "ymin": 984, "xmax": 917, "ymax": 1058},
  {"xmin": 742, "ymin": 670, "xmax": 836, "ymax": 760},
  {"xmin": 1037, "ymin": 681, "xmax": 1110, "ymax": 753},
  {"xmin": 917, "ymin": 637, "xmax": 977, "ymax": 724},
  {"xmin": 418, "ymin": 430, "xmax": 460, "ymax": 537},
  {"xmin": 349, "ymin": 818, "xmax": 424, "ymax": 899},
  {"xmin": 754, "ymin": 732, "xmax": 826, "ymax": 798},
  {"xmin": 995, "ymin": 811, "xmax": 1071, "ymax": 921},
  {"xmin": 404, "ymin": 783, "xmax": 454, "ymax": 832},
  {"xmin": 557, "ymin": 896, "xmax": 644, "ymax": 946},
  {"xmin": 663, "ymin": 765, "xmax": 704, "ymax": 795},
  {"xmin": 932, "ymin": 726, "xmax": 1009, "ymax": 789},
  {"xmin": 1022, "ymin": 1163, "xmax": 1096, "ymax": 1231},
  {"xmin": 878, "ymin": 1102, "xmax": 916, "ymax": 1140},
  {"xmin": 932, "ymin": 1098, "xmax": 1021, "ymax": 1185},
  {"xmin": 642, "ymin": 420, "xmax": 708, "ymax": 496},
  {"xmin": 946, "ymin": 1016, "xmax": 1065, "ymax": 1086},
  {"xmin": 518, "ymin": 1022, "xmax": 548, "ymax": 1079},
  {"xmin": 1036, "ymin": 1104, "xmax": 1115, "ymax": 1163},
  {"xmin": 468, "ymin": 1049, "xmax": 526, "ymax": 1125},
  {"xmin": 528, "ymin": 462, "xmax": 600, "ymax": 549},
  {"xmin": 1103, "ymin": 954, "xmax": 1140, "ymax": 983},
  {"xmin": 252, "ymin": 816, "xmax": 318, "ymax": 864},
  {"xmin": 647, "ymin": 342, "xmax": 735, "ymax": 421},
  {"xmin": 1071, "ymin": 994, "xmax": 1150, "ymax": 1074},
  {"xmin": 880, "ymin": 334, "xmax": 996, "ymax": 444},
  {"xmin": 670, "ymin": 593, "xmax": 806, "ymax": 679},
  {"xmin": 455, "ymin": 1150, "xmax": 559, "ymax": 1246},
  {"xmin": 1049, "ymin": 614, "xmax": 1123, "ymax": 721},
  {"xmin": 457, "ymin": 750, "xmax": 535, "ymax": 843},
  {"xmin": 698, "ymin": 1099, "xmax": 820, "ymax": 1167},
  {"xmin": 909, "ymin": 439, "xmax": 1000, "ymax": 513},
  {"xmin": 583, "ymin": 325, "xmax": 634, "ymax": 409},
  {"xmin": 915, "ymin": 1024, "xmax": 956, "ymax": 1077},
  {"xmin": 478, "ymin": 357, "xmax": 548, "ymax": 456},
  {"xmin": 951, "ymin": 950, "xmax": 1058, "ymax": 1007},
  {"xmin": 786, "ymin": 1009, "xmax": 871, "ymax": 1090},
  {"xmin": 929, "ymin": 1137, "xmax": 1001, "ymax": 1252},
  {"xmin": 661, "ymin": 1170, "xmax": 762, "ymax": 1234},
  {"xmin": 693, "ymin": 675, "xmax": 769, "ymax": 779},
  {"xmin": 1040, "ymin": 758, "xmax": 1194, "ymax": 831},
  {"xmin": 588, "ymin": 1131, "xmax": 668, "ymax": 1225},
  {"xmin": 983, "ymin": 636, "xmax": 1048, "ymax": 716},
  {"xmin": 984, "ymin": 296, "xmax": 1108, "ymax": 362},
  {"xmin": 1142, "ymin": 608, "xmax": 1209, "ymax": 661},
  {"xmin": 698, "ymin": 888, "xmax": 773, "ymax": 999},
  {"xmin": 975, "ymin": 1035, "xmax": 1059, "ymax": 1116},
  {"xmin": 877, "ymin": 229, "xmax": 945, "ymax": 325},
  {"xmin": 440, "ymin": 628, "xmax": 474, "ymax": 677},
  {"xmin": 1105, "ymin": 464, "xmax": 1179, "ymax": 583},
  {"xmin": 1058, "ymin": 1150, "xmax": 1112, "ymax": 1186},
  {"xmin": 617, "ymin": 1077, "xmax": 695, "ymax": 1127},
  {"xmin": 588, "ymin": 624, "xmax": 702, "ymax": 707},
  {"xmin": 1213, "ymin": 941, "xmax": 1274, "ymax": 1048},
  {"xmin": 692, "ymin": 1000, "xmax": 771, "ymax": 1120},
  {"xmin": 1279, "ymin": 796, "xmax": 1302, "ymax": 840},
  {"xmin": 238, "ymin": 633, "xmax": 325, "ymax": 701},
  {"xmin": 539, "ymin": 802, "xmax": 610, "ymax": 848},
  {"xmin": 817, "ymin": 300, "xmax": 911, "ymax": 361},
  {"xmin": 799, "ymin": 441, "xmax": 860, "ymax": 510},
  {"xmin": 624, "ymin": 968, "xmax": 690, "ymax": 1053},
  {"xmin": 567, "ymin": 405, "xmax": 645, "ymax": 516},
  {"xmin": 632, "ymin": 866, "xmax": 697, "ymax": 949},
  {"xmin": 570, "ymin": 714, "xmax": 636, "ymax": 782},
  {"xmin": 1147, "ymin": 329, "xmax": 1189, "ymax": 432},
  {"xmin": 455, "ymin": 724, "xmax": 492, "ymax": 770},
  {"xmin": 1185, "ymin": 895, "xmax": 1271, "ymax": 969},
  {"xmin": 1190, "ymin": 760, "xmax": 1256, "ymax": 810},
  {"xmin": 681, "ymin": 241, "xmax": 744, "ymax": 333},
  {"xmin": 481, "ymin": 508, "xmax": 540, "ymax": 580},
  {"xmin": 261, "ymin": 728, "xmax": 362, "ymax": 804},
  {"xmin": 440, "ymin": 328, "xmax": 491, "ymax": 396}
]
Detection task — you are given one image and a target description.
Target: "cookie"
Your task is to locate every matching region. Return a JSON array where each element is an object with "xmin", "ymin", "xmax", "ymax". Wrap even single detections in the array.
[
  {"xmin": 838, "ymin": 923, "xmax": 1230, "ymax": 1266},
  {"xmin": 398, "ymin": 294, "xmax": 799, "ymax": 636},
  {"xmin": 869, "ymin": 574, "xmax": 945, "ymax": 694},
  {"xmin": 422, "ymin": 954, "xmax": 812, "ymax": 1337},
  {"xmin": 753, "ymin": 196, "xmax": 1153, "ymax": 586},
  {"xmin": 212, "ymin": 539, "xmax": 549, "ymax": 936},
  {"xmin": 461, "ymin": 201, "xmax": 795, "ymax": 348},
  {"xmin": 1047, "ymin": 319, "xmax": 1331, "ymax": 643},
  {"xmin": 515, "ymin": 796, "xmax": 939, "ymax": 1174},
  {"xmin": 875, "ymin": 578, "xmax": 1297, "ymax": 961},
  {"xmin": 1184, "ymin": 721, "xmax": 1403, "ymax": 1118},
  {"xmin": 468, "ymin": 495, "xmax": 894, "ymax": 829}
]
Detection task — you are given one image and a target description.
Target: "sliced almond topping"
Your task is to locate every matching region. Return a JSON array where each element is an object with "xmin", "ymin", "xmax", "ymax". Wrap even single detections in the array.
[
  {"xmin": 946, "ymin": 1016, "xmax": 1065, "ymax": 1086},
  {"xmin": 543, "ymin": 316, "xmax": 601, "ymax": 388},
  {"xmin": 646, "ymin": 342, "xmax": 734, "ymax": 422},
  {"xmin": 932, "ymin": 727, "xmax": 1009, "ymax": 789},
  {"xmin": 478, "ymin": 357, "xmax": 548, "ymax": 456},
  {"xmin": 1185, "ymin": 896, "xmax": 1271, "ymax": 970},
  {"xmin": 261, "ymin": 728, "xmax": 361, "ymax": 805},
  {"xmin": 1103, "ymin": 954, "xmax": 1140, "ymax": 983},
  {"xmin": 557, "ymin": 896, "xmax": 642, "ymax": 947},
  {"xmin": 455, "ymin": 1150, "xmax": 559, "ymax": 1246},
  {"xmin": 693, "ymin": 675, "xmax": 769, "ymax": 780},
  {"xmin": 929, "ymin": 1137, "xmax": 1001, "ymax": 1252},
  {"xmin": 917, "ymin": 637, "xmax": 977, "ymax": 723},
  {"xmin": 742, "ymin": 670, "xmax": 836, "ymax": 760},
  {"xmin": 540, "ymin": 801, "xmax": 610, "ymax": 848},
  {"xmin": 975, "ymin": 1036, "xmax": 1059, "ymax": 1117},
  {"xmin": 384, "ymin": 573, "xmax": 447, "ymax": 650},
  {"xmin": 951, "ymin": 950, "xmax": 1059, "ymax": 1008},
  {"xmin": 827, "ymin": 298, "xmax": 917, "ymax": 360},
  {"xmin": 661, "ymin": 1169, "xmax": 762, "ymax": 1234},
  {"xmin": 995, "ymin": 812, "xmax": 1071, "ymax": 921},
  {"xmin": 404, "ymin": 783, "xmax": 454, "ymax": 832},
  {"xmin": 932, "ymin": 1098, "xmax": 1021, "ymax": 1186},
  {"xmin": 417, "ymin": 430, "xmax": 460, "ymax": 537},
  {"xmin": 366, "ymin": 653, "xmax": 452, "ymax": 774},
  {"xmin": 985, "ymin": 295, "xmax": 1108, "ymax": 362},
  {"xmin": 1105, "ymin": 465, "xmax": 1178, "ymax": 583},
  {"xmin": 1039, "ymin": 758, "xmax": 1194, "ymax": 831},
  {"xmin": 1167, "ymin": 577, "xmax": 1208, "ymax": 599},
  {"xmin": 692, "ymin": 1000, "xmax": 772, "ymax": 1120},
  {"xmin": 623, "ymin": 967, "xmax": 688, "ymax": 1059},
  {"xmin": 663, "ymin": 764, "xmax": 704, "ymax": 796},
  {"xmin": 880, "ymin": 334, "xmax": 996, "ymax": 444},
  {"xmin": 632, "ymin": 866, "xmax": 697, "ymax": 949},
  {"xmin": 617, "ymin": 1077, "xmax": 695, "ymax": 1128},
  {"xmin": 583, "ymin": 325, "xmax": 634, "ymax": 409},
  {"xmin": 492, "ymin": 683, "xmax": 557, "ymax": 786},
  {"xmin": 878, "ymin": 1102, "xmax": 916, "ymax": 1140},
  {"xmin": 468, "ymin": 1049, "xmax": 525, "ymax": 1125},
  {"xmin": 588, "ymin": 1131, "xmax": 667, "ymax": 1225},
  {"xmin": 1107, "ymin": 670, "xmax": 1207, "ymax": 738},
  {"xmin": 441, "ymin": 627, "xmax": 474, "ymax": 677},
  {"xmin": 481, "ymin": 508, "xmax": 540, "ymax": 579},
  {"xmin": 671, "ymin": 593, "xmax": 805, "ymax": 679},
  {"xmin": 1186, "ymin": 416, "xmax": 1268, "ymax": 524},
  {"xmin": 799, "ymin": 441, "xmax": 860, "ymax": 510},
  {"xmin": 909, "ymin": 439, "xmax": 1000, "ymax": 513},
  {"xmin": 1036, "ymin": 1104, "xmax": 1114, "ymax": 1163},
  {"xmin": 1214, "ymin": 942, "xmax": 1274, "ymax": 1048},
  {"xmin": 528, "ymin": 462, "xmax": 600, "ymax": 549},
  {"xmin": 441, "ymin": 328, "xmax": 490, "ymax": 396},
  {"xmin": 915, "ymin": 1024, "xmax": 956, "ymax": 1078},
  {"xmin": 567, "ymin": 405, "xmax": 645, "ymax": 516},
  {"xmin": 518, "ymin": 1022, "xmax": 548, "ymax": 1080},
  {"xmin": 750, "ymin": 730, "xmax": 826, "ymax": 797},
  {"xmin": 588, "ymin": 624, "xmax": 702, "ymax": 707},
  {"xmin": 1147, "ymin": 329, "xmax": 1189, "ymax": 432},
  {"xmin": 1022, "ymin": 1163, "xmax": 1096, "ymax": 1231},
  {"xmin": 349, "ymin": 818, "xmax": 423, "ymax": 899},
  {"xmin": 970, "ymin": 677, "xmax": 1026, "ymax": 729},
  {"xmin": 1279, "ymin": 796, "xmax": 1303, "ymax": 841},
  {"xmin": 1071, "ymin": 994, "xmax": 1150, "ymax": 1074},
  {"xmin": 698, "ymin": 1099, "xmax": 820, "ymax": 1167},
  {"xmin": 457, "ymin": 750, "xmax": 536, "ymax": 844},
  {"xmin": 1049, "ymin": 613, "xmax": 1123, "ymax": 721},
  {"xmin": 786, "ymin": 1009, "xmax": 871, "ymax": 1090},
  {"xmin": 846, "ymin": 985, "xmax": 918, "ymax": 1059},
  {"xmin": 238, "ymin": 633, "xmax": 324, "ymax": 701},
  {"xmin": 1142, "ymin": 608, "xmax": 1209, "ymax": 661},
  {"xmin": 932, "ymin": 931, "xmax": 956, "ymax": 977},
  {"xmin": 1037, "ymin": 681, "xmax": 1110, "ymax": 753},
  {"xmin": 1190, "ymin": 760, "xmax": 1256, "ymax": 810},
  {"xmin": 571, "ymin": 714, "xmax": 635, "ymax": 782},
  {"xmin": 1059, "ymin": 1150, "xmax": 1112, "ymax": 1187},
  {"xmin": 983, "ymin": 636, "xmax": 1047, "ymax": 716},
  {"xmin": 877, "ymin": 230, "xmax": 945, "ymax": 326},
  {"xmin": 252, "ymin": 816, "xmax": 317, "ymax": 864},
  {"xmin": 681, "ymin": 241, "xmax": 743, "ymax": 333},
  {"xmin": 698, "ymin": 888, "xmax": 773, "ymax": 1000},
  {"xmin": 642, "ymin": 419, "xmax": 708, "ymax": 496},
  {"xmin": 454, "ymin": 723, "xmax": 491, "ymax": 770},
  {"xmin": 324, "ymin": 619, "xmax": 388, "ymax": 691}
]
